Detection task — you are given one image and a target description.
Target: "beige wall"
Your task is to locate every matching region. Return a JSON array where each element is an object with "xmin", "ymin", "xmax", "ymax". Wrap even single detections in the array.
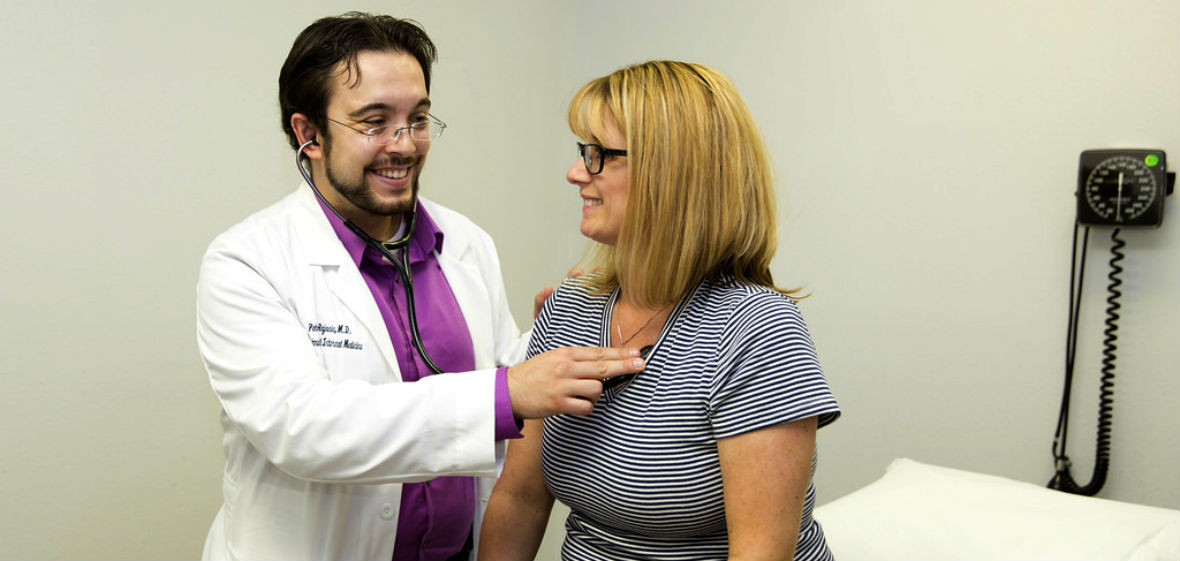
[{"xmin": 1, "ymin": 1, "xmax": 1176, "ymax": 559}]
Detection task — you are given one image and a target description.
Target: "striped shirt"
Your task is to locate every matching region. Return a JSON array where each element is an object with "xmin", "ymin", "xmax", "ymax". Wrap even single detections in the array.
[{"xmin": 534, "ymin": 274, "xmax": 841, "ymax": 560}]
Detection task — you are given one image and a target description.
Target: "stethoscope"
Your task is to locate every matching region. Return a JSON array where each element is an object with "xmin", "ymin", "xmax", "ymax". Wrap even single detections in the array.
[{"xmin": 297, "ymin": 138, "xmax": 445, "ymax": 374}]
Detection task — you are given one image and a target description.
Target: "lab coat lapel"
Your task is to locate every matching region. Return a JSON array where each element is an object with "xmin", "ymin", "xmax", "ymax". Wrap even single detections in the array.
[{"xmin": 293, "ymin": 187, "xmax": 403, "ymax": 380}]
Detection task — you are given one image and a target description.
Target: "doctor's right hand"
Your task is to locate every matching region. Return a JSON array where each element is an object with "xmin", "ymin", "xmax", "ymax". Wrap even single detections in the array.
[{"xmin": 507, "ymin": 347, "xmax": 644, "ymax": 418}]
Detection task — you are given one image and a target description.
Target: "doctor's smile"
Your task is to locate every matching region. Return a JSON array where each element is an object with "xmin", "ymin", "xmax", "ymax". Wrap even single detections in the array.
[
  {"xmin": 369, "ymin": 156, "xmax": 419, "ymax": 185},
  {"xmin": 374, "ymin": 167, "xmax": 411, "ymax": 180}
]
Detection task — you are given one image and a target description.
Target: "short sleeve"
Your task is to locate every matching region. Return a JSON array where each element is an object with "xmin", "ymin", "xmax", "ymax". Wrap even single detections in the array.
[{"xmin": 707, "ymin": 294, "xmax": 840, "ymax": 440}]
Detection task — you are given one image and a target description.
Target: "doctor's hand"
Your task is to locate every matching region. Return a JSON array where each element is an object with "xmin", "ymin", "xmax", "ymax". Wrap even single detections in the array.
[
  {"xmin": 507, "ymin": 347, "xmax": 644, "ymax": 418},
  {"xmin": 532, "ymin": 287, "xmax": 554, "ymax": 320}
]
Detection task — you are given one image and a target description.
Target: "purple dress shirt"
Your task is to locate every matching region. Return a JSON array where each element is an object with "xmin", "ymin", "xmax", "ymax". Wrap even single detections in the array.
[{"xmin": 317, "ymin": 199, "xmax": 521, "ymax": 561}]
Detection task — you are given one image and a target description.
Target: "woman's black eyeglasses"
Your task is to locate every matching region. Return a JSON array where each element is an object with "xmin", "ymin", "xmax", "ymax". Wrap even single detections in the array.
[{"xmin": 577, "ymin": 142, "xmax": 627, "ymax": 175}]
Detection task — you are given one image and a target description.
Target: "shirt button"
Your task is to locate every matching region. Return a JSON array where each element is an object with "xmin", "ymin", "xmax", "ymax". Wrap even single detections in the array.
[{"xmin": 380, "ymin": 504, "xmax": 395, "ymax": 520}]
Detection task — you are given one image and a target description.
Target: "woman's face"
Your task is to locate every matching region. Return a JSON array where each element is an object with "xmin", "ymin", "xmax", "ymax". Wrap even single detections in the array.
[{"xmin": 567, "ymin": 120, "xmax": 628, "ymax": 246}]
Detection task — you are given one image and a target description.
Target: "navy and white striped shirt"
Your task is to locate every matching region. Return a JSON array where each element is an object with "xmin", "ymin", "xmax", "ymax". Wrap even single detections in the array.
[{"xmin": 533, "ymin": 274, "xmax": 840, "ymax": 560}]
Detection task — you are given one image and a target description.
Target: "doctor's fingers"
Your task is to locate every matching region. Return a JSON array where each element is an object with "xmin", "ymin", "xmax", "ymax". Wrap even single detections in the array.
[
  {"xmin": 507, "ymin": 348, "xmax": 643, "ymax": 418},
  {"xmin": 532, "ymin": 286, "xmax": 554, "ymax": 320},
  {"xmin": 549, "ymin": 346, "xmax": 644, "ymax": 379},
  {"xmin": 550, "ymin": 379, "xmax": 610, "ymax": 417}
]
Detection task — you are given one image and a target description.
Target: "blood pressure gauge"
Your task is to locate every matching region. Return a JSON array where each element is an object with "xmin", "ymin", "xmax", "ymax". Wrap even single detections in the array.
[{"xmin": 1077, "ymin": 149, "xmax": 1168, "ymax": 227}]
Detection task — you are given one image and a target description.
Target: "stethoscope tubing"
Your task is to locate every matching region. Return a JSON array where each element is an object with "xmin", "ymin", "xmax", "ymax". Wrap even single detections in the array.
[{"xmin": 296, "ymin": 139, "xmax": 445, "ymax": 375}]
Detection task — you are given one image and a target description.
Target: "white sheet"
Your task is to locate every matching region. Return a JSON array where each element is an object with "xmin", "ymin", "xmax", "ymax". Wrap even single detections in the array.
[{"xmin": 813, "ymin": 458, "xmax": 1180, "ymax": 561}]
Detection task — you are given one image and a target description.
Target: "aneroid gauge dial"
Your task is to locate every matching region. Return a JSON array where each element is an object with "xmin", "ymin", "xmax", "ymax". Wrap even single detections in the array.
[{"xmin": 1077, "ymin": 149, "xmax": 1167, "ymax": 227}]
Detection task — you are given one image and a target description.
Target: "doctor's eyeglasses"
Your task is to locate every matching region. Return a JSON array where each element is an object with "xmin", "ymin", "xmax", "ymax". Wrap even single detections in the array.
[
  {"xmin": 577, "ymin": 142, "xmax": 628, "ymax": 175},
  {"xmin": 327, "ymin": 114, "xmax": 447, "ymax": 145}
]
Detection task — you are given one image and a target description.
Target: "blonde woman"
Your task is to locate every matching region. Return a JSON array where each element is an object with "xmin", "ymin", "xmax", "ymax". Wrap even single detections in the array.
[{"xmin": 480, "ymin": 61, "xmax": 841, "ymax": 561}]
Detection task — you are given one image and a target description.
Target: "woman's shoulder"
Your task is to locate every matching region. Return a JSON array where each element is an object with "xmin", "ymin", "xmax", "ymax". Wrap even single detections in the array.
[
  {"xmin": 556, "ymin": 271, "xmax": 613, "ymax": 299},
  {"xmin": 694, "ymin": 276, "xmax": 801, "ymax": 317},
  {"xmin": 538, "ymin": 272, "xmax": 612, "ymax": 317}
]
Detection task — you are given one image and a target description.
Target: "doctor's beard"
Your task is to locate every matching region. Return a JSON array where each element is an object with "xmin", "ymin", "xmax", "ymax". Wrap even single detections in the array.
[{"xmin": 324, "ymin": 150, "xmax": 422, "ymax": 218}]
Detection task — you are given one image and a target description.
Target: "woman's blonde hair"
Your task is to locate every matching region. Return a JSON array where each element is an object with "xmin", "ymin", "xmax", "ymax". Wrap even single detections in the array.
[{"xmin": 568, "ymin": 60, "xmax": 797, "ymax": 308}]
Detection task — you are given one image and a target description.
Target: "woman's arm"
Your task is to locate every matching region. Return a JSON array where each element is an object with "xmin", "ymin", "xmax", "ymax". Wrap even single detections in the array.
[
  {"xmin": 478, "ymin": 419, "xmax": 554, "ymax": 560},
  {"xmin": 718, "ymin": 416, "xmax": 818, "ymax": 561}
]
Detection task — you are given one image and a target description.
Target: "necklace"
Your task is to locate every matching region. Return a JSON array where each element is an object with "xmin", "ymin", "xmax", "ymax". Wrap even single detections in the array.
[{"xmin": 614, "ymin": 303, "xmax": 670, "ymax": 347}]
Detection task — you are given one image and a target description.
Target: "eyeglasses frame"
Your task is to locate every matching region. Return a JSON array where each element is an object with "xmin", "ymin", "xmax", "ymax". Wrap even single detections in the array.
[
  {"xmin": 326, "ymin": 113, "xmax": 447, "ymax": 145},
  {"xmin": 577, "ymin": 142, "xmax": 628, "ymax": 175}
]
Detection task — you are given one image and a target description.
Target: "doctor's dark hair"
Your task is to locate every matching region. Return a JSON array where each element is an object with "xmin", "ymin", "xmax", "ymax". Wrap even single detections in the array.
[{"xmin": 278, "ymin": 12, "xmax": 437, "ymax": 150}]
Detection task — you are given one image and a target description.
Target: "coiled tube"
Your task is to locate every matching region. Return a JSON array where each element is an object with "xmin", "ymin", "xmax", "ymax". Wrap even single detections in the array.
[{"xmin": 1048, "ymin": 228, "xmax": 1122, "ymax": 496}]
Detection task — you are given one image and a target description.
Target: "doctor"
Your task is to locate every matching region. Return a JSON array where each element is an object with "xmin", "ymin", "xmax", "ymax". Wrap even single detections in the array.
[{"xmin": 196, "ymin": 12, "xmax": 643, "ymax": 561}]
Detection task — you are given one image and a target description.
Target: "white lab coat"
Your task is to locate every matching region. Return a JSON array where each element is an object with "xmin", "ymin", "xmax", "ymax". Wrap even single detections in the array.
[{"xmin": 197, "ymin": 186, "xmax": 528, "ymax": 561}]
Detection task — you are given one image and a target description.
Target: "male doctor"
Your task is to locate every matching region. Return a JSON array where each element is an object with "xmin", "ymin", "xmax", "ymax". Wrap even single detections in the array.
[{"xmin": 196, "ymin": 12, "xmax": 643, "ymax": 561}]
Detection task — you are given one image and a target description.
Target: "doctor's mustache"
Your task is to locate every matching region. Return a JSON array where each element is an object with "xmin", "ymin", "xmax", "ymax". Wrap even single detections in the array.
[{"xmin": 369, "ymin": 155, "xmax": 420, "ymax": 168}]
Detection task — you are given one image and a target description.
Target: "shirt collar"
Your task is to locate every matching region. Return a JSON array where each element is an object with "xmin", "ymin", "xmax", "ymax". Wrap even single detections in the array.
[{"xmin": 316, "ymin": 198, "xmax": 446, "ymax": 268}]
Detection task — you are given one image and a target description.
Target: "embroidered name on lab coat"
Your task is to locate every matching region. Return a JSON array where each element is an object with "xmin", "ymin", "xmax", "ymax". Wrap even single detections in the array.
[{"xmin": 307, "ymin": 322, "xmax": 363, "ymax": 350}]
